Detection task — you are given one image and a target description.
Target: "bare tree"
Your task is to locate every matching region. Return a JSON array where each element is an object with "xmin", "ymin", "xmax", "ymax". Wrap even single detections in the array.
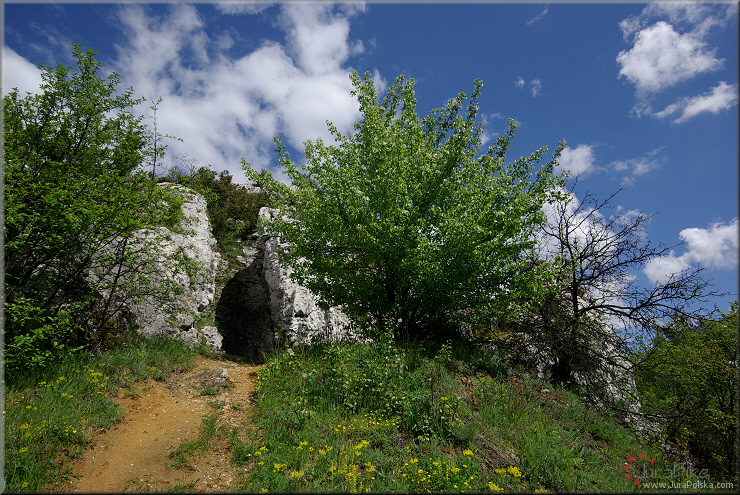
[{"xmin": 524, "ymin": 182, "xmax": 720, "ymax": 405}]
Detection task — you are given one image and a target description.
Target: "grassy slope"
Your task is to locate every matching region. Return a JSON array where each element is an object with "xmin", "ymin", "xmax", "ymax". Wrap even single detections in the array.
[
  {"xmin": 5, "ymin": 333, "xmax": 711, "ymax": 493},
  {"xmin": 3, "ymin": 333, "xmax": 203, "ymax": 492},
  {"xmin": 229, "ymin": 338, "xmax": 705, "ymax": 493}
]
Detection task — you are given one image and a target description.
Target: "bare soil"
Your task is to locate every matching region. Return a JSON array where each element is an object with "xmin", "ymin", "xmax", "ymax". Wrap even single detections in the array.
[{"xmin": 67, "ymin": 356, "xmax": 263, "ymax": 492}]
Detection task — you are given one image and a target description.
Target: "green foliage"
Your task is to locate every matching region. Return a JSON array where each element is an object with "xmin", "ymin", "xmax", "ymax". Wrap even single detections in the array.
[
  {"xmin": 242, "ymin": 340, "xmax": 665, "ymax": 493},
  {"xmin": 635, "ymin": 303, "xmax": 738, "ymax": 478},
  {"xmin": 256, "ymin": 337, "xmax": 470, "ymax": 442},
  {"xmin": 244, "ymin": 71, "xmax": 567, "ymax": 341},
  {"xmin": 3, "ymin": 43, "xmax": 190, "ymax": 371},
  {"xmin": 168, "ymin": 166, "xmax": 269, "ymax": 263}
]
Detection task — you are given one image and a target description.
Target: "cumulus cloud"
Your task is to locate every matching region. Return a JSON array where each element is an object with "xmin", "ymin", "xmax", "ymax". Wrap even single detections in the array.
[
  {"xmin": 2, "ymin": 46, "xmax": 44, "ymax": 95},
  {"xmin": 653, "ymin": 81, "xmax": 738, "ymax": 123},
  {"xmin": 617, "ymin": 4, "xmax": 737, "ymax": 122},
  {"xmin": 617, "ymin": 21, "xmax": 722, "ymax": 96},
  {"xmin": 100, "ymin": 3, "xmax": 371, "ymax": 182},
  {"xmin": 557, "ymin": 144, "xmax": 596, "ymax": 177},
  {"xmin": 644, "ymin": 218, "xmax": 739, "ymax": 284}
]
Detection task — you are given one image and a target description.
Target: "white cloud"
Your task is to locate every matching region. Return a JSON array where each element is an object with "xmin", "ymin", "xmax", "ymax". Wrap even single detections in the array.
[
  {"xmin": 104, "ymin": 3, "xmax": 371, "ymax": 182},
  {"xmin": 617, "ymin": 4, "xmax": 737, "ymax": 123},
  {"xmin": 610, "ymin": 147, "xmax": 664, "ymax": 186},
  {"xmin": 617, "ymin": 21, "xmax": 722, "ymax": 96},
  {"xmin": 480, "ymin": 112, "xmax": 504, "ymax": 147},
  {"xmin": 215, "ymin": 2, "xmax": 272, "ymax": 16},
  {"xmin": 644, "ymin": 218, "xmax": 739, "ymax": 284},
  {"xmin": 2, "ymin": 46, "xmax": 43, "ymax": 96},
  {"xmin": 514, "ymin": 76, "xmax": 542, "ymax": 97},
  {"xmin": 279, "ymin": 3, "xmax": 363, "ymax": 75},
  {"xmin": 529, "ymin": 79, "xmax": 542, "ymax": 97},
  {"xmin": 557, "ymin": 144, "xmax": 595, "ymax": 176},
  {"xmin": 526, "ymin": 6, "xmax": 549, "ymax": 26},
  {"xmin": 653, "ymin": 81, "xmax": 738, "ymax": 123}
]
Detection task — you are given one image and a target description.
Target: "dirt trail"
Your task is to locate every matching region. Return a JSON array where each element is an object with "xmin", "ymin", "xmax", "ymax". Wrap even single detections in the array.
[{"xmin": 69, "ymin": 356, "xmax": 263, "ymax": 492}]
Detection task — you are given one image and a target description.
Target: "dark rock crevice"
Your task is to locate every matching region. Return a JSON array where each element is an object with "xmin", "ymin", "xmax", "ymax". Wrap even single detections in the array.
[{"xmin": 215, "ymin": 248, "xmax": 273, "ymax": 362}]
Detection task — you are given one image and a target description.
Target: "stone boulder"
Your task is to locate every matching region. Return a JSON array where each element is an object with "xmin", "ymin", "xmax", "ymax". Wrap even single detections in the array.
[
  {"xmin": 89, "ymin": 183, "xmax": 223, "ymax": 351},
  {"xmin": 257, "ymin": 207, "xmax": 358, "ymax": 345}
]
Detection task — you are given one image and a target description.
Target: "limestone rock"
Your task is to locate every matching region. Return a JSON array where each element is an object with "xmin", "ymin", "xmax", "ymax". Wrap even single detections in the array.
[
  {"xmin": 257, "ymin": 207, "xmax": 358, "ymax": 345},
  {"xmin": 177, "ymin": 325, "xmax": 223, "ymax": 352},
  {"xmin": 89, "ymin": 183, "xmax": 223, "ymax": 352}
]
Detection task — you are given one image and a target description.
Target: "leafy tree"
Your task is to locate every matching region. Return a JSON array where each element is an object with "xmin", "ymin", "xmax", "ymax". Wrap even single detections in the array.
[
  {"xmin": 243, "ymin": 71, "xmax": 567, "ymax": 341},
  {"xmin": 635, "ymin": 304, "xmax": 737, "ymax": 479},
  {"xmin": 522, "ymin": 184, "xmax": 719, "ymax": 397},
  {"xmin": 3, "ymin": 43, "xmax": 190, "ymax": 373}
]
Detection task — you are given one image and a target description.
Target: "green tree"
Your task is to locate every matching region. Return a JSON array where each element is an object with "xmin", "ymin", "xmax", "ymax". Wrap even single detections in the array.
[
  {"xmin": 243, "ymin": 71, "xmax": 567, "ymax": 341},
  {"xmin": 635, "ymin": 303, "xmax": 738, "ymax": 479},
  {"xmin": 3, "ymin": 43, "xmax": 189, "ymax": 373}
]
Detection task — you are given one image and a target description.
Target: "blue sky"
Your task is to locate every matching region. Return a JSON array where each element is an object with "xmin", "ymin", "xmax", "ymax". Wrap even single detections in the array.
[{"xmin": 3, "ymin": 2, "xmax": 738, "ymax": 312}]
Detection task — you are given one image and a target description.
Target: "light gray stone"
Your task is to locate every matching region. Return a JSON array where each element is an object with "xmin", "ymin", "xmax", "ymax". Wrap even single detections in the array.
[
  {"xmin": 257, "ymin": 207, "xmax": 359, "ymax": 344},
  {"xmin": 89, "ymin": 183, "xmax": 224, "ymax": 352}
]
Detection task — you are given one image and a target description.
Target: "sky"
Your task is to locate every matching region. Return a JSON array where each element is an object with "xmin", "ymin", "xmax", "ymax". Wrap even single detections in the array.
[{"xmin": 3, "ymin": 1, "xmax": 738, "ymax": 314}]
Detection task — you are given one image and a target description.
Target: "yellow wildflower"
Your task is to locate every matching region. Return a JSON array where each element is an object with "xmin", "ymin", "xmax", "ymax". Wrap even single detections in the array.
[
  {"xmin": 507, "ymin": 466, "xmax": 522, "ymax": 478},
  {"xmin": 488, "ymin": 481, "xmax": 504, "ymax": 492}
]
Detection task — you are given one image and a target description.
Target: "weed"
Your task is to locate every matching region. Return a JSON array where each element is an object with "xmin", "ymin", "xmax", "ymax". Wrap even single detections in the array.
[{"xmin": 3, "ymin": 333, "xmax": 200, "ymax": 491}]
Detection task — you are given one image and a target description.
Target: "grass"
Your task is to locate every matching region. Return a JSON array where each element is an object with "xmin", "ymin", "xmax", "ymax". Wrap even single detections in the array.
[
  {"xmin": 169, "ymin": 414, "xmax": 220, "ymax": 470},
  {"xmin": 3, "ymin": 332, "xmax": 204, "ymax": 492},
  {"xmin": 230, "ymin": 335, "xmax": 705, "ymax": 493},
  {"xmin": 5, "ymin": 329, "xmax": 710, "ymax": 493}
]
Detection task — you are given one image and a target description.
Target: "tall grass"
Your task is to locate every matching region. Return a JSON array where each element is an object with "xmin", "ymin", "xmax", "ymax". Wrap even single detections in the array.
[
  {"xmin": 3, "ymin": 332, "xmax": 204, "ymax": 492},
  {"xmin": 234, "ymin": 336, "xmax": 701, "ymax": 493}
]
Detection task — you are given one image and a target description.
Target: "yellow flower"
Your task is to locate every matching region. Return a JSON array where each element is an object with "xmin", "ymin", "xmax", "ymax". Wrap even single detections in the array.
[
  {"xmin": 534, "ymin": 489, "xmax": 549, "ymax": 494},
  {"xmin": 463, "ymin": 449, "xmax": 474, "ymax": 457},
  {"xmin": 409, "ymin": 458, "xmax": 419, "ymax": 464},
  {"xmin": 19, "ymin": 447, "xmax": 29, "ymax": 453},
  {"xmin": 488, "ymin": 481, "xmax": 503, "ymax": 492},
  {"xmin": 21, "ymin": 482, "xmax": 29, "ymax": 488},
  {"xmin": 507, "ymin": 466, "xmax": 522, "ymax": 478},
  {"xmin": 494, "ymin": 468, "xmax": 507, "ymax": 475}
]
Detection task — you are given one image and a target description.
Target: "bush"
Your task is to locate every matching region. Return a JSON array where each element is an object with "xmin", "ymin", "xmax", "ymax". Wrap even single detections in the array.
[
  {"xmin": 3, "ymin": 43, "xmax": 187, "ymax": 369},
  {"xmin": 635, "ymin": 303, "xmax": 738, "ymax": 479},
  {"xmin": 168, "ymin": 166, "xmax": 269, "ymax": 262},
  {"xmin": 256, "ymin": 336, "xmax": 466, "ymax": 441}
]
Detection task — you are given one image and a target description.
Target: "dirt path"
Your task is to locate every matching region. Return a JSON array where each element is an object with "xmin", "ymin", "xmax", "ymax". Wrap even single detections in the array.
[{"xmin": 70, "ymin": 356, "xmax": 263, "ymax": 492}]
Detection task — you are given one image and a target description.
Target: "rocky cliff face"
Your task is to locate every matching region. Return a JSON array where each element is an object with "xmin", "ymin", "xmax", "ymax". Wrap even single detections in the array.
[
  {"xmin": 215, "ymin": 207, "xmax": 359, "ymax": 360},
  {"xmin": 90, "ymin": 183, "xmax": 223, "ymax": 351},
  {"xmin": 257, "ymin": 207, "xmax": 357, "ymax": 345}
]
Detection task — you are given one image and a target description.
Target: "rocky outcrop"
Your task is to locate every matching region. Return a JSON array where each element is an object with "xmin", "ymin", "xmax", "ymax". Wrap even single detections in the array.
[
  {"xmin": 90, "ymin": 183, "xmax": 223, "ymax": 352},
  {"xmin": 214, "ymin": 207, "xmax": 359, "ymax": 358},
  {"xmin": 257, "ymin": 207, "xmax": 358, "ymax": 344}
]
